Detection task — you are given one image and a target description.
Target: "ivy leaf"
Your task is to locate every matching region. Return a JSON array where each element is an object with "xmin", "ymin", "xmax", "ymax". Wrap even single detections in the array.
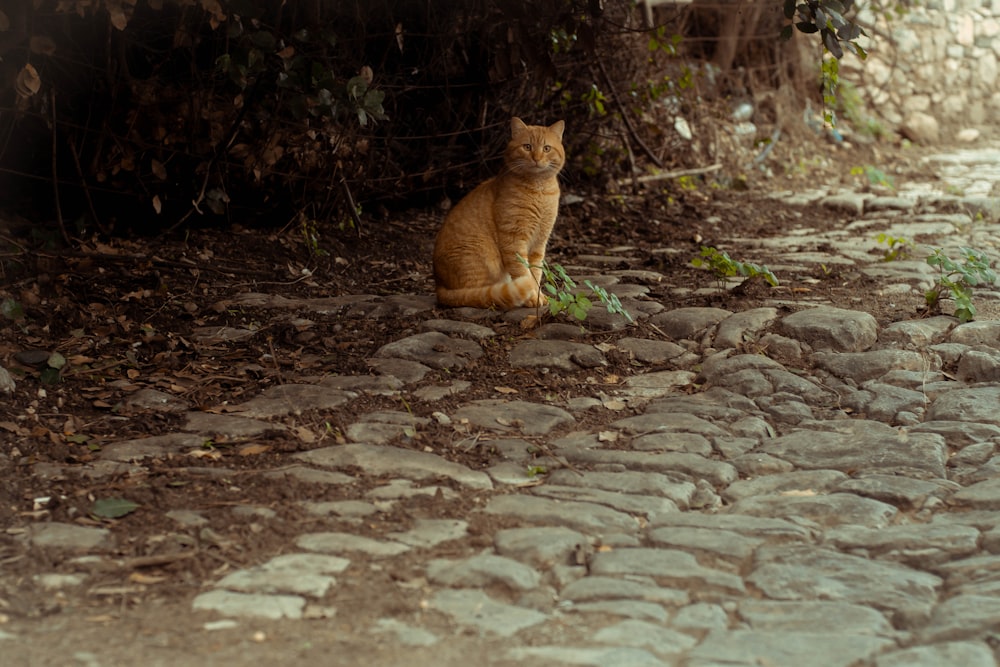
[{"xmin": 91, "ymin": 498, "xmax": 139, "ymax": 519}]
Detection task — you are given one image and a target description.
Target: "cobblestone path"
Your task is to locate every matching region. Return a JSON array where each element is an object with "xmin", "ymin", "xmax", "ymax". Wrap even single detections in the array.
[{"xmin": 5, "ymin": 144, "xmax": 1000, "ymax": 666}]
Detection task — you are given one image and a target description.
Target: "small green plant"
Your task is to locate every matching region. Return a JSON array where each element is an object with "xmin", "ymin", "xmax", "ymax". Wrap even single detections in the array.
[
  {"xmin": 875, "ymin": 233, "xmax": 911, "ymax": 262},
  {"xmin": 517, "ymin": 256, "xmax": 633, "ymax": 323},
  {"xmin": 851, "ymin": 165, "xmax": 894, "ymax": 190},
  {"xmin": 925, "ymin": 247, "xmax": 997, "ymax": 323},
  {"xmin": 692, "ymin": 246, "xmax": 778, "ymax": 289}
]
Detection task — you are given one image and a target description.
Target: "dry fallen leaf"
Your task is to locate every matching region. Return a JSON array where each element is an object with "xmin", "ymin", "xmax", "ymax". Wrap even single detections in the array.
[
  {"xmin": 494, "ymin": 386, "xmax": 518, "ymax": 394},
  {"xmin": 293, "ymin": 426, "xmax": 316, "ymax": 443},
  {"xmin": 188, "ymin": 449, "xmax": 222, "ymax": 460},
  {"xmin": 14, "ymin": 64, "xmax": 41, "ymax": 101},
  {"xmin": 238, "ymin": 444, "xmax": 271, "ymax": 456}
]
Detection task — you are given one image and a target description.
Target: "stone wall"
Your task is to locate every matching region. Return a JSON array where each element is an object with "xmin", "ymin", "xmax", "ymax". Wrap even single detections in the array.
[{"xmin": 842, "ymin": 0, "xmax": 1000, "ymax": 143}]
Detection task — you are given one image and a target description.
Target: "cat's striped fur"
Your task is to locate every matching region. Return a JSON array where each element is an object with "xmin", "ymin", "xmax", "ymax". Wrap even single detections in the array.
[{"xmin": 433, "ymin": 117, "xmax": 565, "ymax": 310}]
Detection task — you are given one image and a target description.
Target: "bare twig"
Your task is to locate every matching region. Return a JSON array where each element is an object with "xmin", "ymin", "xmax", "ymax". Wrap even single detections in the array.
[
  {"xmin": 50, "ymin": 90, "xmax": 70, "ymax": 245},
  {"xmin": 594, "ymin": 57, "xmax": 664, "ymax": 169},
  {"xmin": 67, "ymin": 133, "xmax": 108, "ymax": 235},
  {"xmin": 615, "ymin": 163, "xmax": 722, "ymax": 186},
  {"xmin": 340, "ymin": 177, "xmax": 363, "ymax": 237}
]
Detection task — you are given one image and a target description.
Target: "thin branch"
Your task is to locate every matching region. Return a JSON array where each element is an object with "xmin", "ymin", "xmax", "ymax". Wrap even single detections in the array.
[
  {"xmin": 594, "ymin": 56, "xmax": 664, "ymax": 169},
  {"xmin": 615, "ymin": 163, "xmax": 722, "ymax": 186},
  {"xmin": 50, "ymin": 90, "xmax": 70, "ymax": 245}
]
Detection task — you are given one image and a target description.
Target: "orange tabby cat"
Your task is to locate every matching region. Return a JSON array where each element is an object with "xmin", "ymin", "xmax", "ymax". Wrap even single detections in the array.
[{"xmin": 433, "ymin": 117, "xmax": 566, "ymax": 309}]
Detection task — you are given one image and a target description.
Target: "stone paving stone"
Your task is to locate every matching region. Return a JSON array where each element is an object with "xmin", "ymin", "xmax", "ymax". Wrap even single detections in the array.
[
  {"xmin": 182, "ymin": 411, "xmax": 287, "ymax": 437},
  {"xmin": 192, "ymin": 590, "xmax": 306, "ymax": 620},
  {"xmin": 648, "ymin": 307, "xmax": 732, "ymax": 340},
  {"xmin": 592, "ymin": 619, "xmax": 697, "ymax": 655},
  {"xmin": 566, "ymin": 599, "xmax": 669, "ymax": 622},
  {"xmin": 366, "ymin": 357, "xmax": 432, "ymax": 383},
  {"xmin": 214, "ymin": 553, "xmax": 349, "ymax": 597},
  {"xmin": 295, "ymin": 531, "xmax": 410, "ymax": 556},
  {"xmin": 480, "ymin": 494, "xmax": 640, "ymax": 535},
  {"xmin": 346, "ymin": 410, "xmax": 430, "ymax": 444},
  {"xmin": 506, "ymin": 646, "xmax": 670, "ymax": 667},
  {"xmin": 558, "ymin": 576, "xmax": 690, "ymax": 606},
  {"xmin": 419, "ymin": 318, "xmax": 497, "ymax": 339},
  {"xmin": 949, "ymin": 320, "xmax": 1000, "ymax": 346},
  {"xmin": 293, "ymin": 443, "xmax": 493, "ymax": 490},
  {"xmin": 263, "ymin": 465, "xmax": 356, "ymax": 486},
  {"xmin": 647, "ymin": 525, "xmax": 763, "ymax": 565},
  {"xmin": 386, "ymin": 519, "xmax": 469, "ymax": 548},
  {"xmin": 722, "ymin": 469, "xmax": 849, "ymax": 503},
  {"xmin": 544, "ymin": 469, "xmax": 697, "ymax": 507},
  {"xmin": 908, "ymin": 420, "xmax": 1000, "ymax": 449},
  {"xmin": 611, "ymin": 411, "xmax": 728, "ymax": 438},
  {"xmin": 671, "ymin": 602, "xmax": 729, "ymax": 630},
  {"xmin": 930, "ymin": 553, "xmax": 1000, "ymax": 588},
  {"xmin": 878, "ymin": 315, "xmax": 958, "ymax": 348},
  {"xmin": 927, "ymin": 386, "xmax": 1000, "ymax": 425},
  {"xmin": 227, "ymin": 383, "xmax": 356, "ymax": 418},
  {"xmin": 834, "ymin": 474, "xmax": 959, "ymax": 509},
  {"xmin": 427, "ymin": 552, "xmax": 542, "ymax": 591},
  {"xmin": 644, "ymin": 390, "xmax": 759, "ymax": 420},
  {"xmin": 729, "ymin": 492, "xmax": 898, "ymax": 528},
  {"xmin": 616, "ymin": 338, "xmax": 685, "ymax": 364},
  {"xmin": 509, "ymin": 340, "xmax": 607, "ymax": 371},
  {"xmin": 779, "ymin": 306, "xmax": 879, "ymax": 352},
  {"xmin": 687, "ymin": 629, "xmax": 894, "ymax": 667},
  {"xmin": 748, "ymin": 545, "xmax": 942, "ymax": 614},
  {"xmin": 451, "ymin": 399, "xmax": 575, "ymax": 435},
  {"xmin": 920, "ymin": 594, "xmax": 1000, "ymax": 643},
  {"xmin": 700, "ymin": 353, "xmax": 829, "ymax": 401},
  {"xmin": 494, "ymin": 526, "xmax": 590, "ymax": 569},
  {"xmin": 430, "ymin": 589, "xmax": 548, "ymax": 637},
  {"xmin": 957, "ymin": 347, "xmax": 1000, "ymax": 382},
  {"xmin": 589, "ymin": 548, "xmax": 746, "ymax": 595},
  {"xmin": 757, "ymin": 428, "xmax": 947, "ymax": 478},
  {"xmin": 841, "ymin": 381, "xmax": 928, "ymax": 422},
  {"xmin": 561, "ymin": 449, "xmax": 738, "ymax": 487},
  {"xmin": 531, "ymin": 485, "xmax": 678, "ymax": 521},
  {"xmin": 812, "ymin": 349, "xmax": 931, "ymax": 383},
  {"xmin": 370, "ymin": 618, "xmax": 440, "ymax": 647},
  {"xmin": 875, "ymin": 641, "xmax": 997, "ymax": 667},
  {"xmin": 737, "ymin": 600, "xmax": 896, "ymax": 636},
  {"xmin": 317, "ymin": 373, "xmax": 405, "ymax": 395},
  {"xmin": 822, "ymin": 523, "xmax": 981, "ymax": 566},
  {"xmin": 127, "ymin": 388, "xmax": 189, "ymax": 412},
  {"xmin": 953, "ymin": 477, "xmax": 1000, "ymax": 510},
  {"xmin": 375, "ymin": 331, "xmax": 482, "ymax": 370},
  {"xmin": 25, "ymin": 523, "xmax": 112, "ymax": 551},
  {"xmin": 98, "ymin": 432, "xmax": 210, "ymax": 462},
  {"xmin": 649, "ymin": 512, "xmax": 813, "ymax": 541},
  {"xmin": 619, "ymin": 370, "xmax": 698, "ymax": 398}
]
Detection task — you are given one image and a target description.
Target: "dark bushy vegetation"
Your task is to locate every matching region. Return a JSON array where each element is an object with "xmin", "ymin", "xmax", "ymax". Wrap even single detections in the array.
[{"xmin": 0, "ymin": 0, "xmax": 864, "ymax": 236}]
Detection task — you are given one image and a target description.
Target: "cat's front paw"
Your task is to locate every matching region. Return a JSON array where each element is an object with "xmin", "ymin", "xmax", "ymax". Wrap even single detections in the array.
[{"xmin": 520, "ymin": 287, "xmax": 547, "ymax": 308}]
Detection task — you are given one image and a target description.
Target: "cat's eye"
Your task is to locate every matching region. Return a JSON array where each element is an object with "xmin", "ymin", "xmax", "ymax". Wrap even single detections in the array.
[
  {"xmin": 543, "ymin": 145, "xmax": 551, "ymax": 152},
  {"xmin": 522, "ymin": 143, "xmax": 531, "ymax": 151}
]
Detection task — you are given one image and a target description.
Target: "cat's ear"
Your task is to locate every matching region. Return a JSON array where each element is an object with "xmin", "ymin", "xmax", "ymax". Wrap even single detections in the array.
[
  {"xmin": 548, "ymin": 120, "xmax": 565, "ymax": 141},
  {"xmin": 510, "ymin": 117, "xmax": 529, "ymax": 136}
]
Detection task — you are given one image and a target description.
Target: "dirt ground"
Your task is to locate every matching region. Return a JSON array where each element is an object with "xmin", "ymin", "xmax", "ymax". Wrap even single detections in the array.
[{"xmin": 0, "ymin": 136, "xmax": 969, "ymax": 664}]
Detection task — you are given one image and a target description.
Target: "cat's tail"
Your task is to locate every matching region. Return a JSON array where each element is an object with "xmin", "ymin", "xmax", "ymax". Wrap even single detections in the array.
[{"xmin": 436, "ymin": 274, "xmax": 542, "ymax": 310}]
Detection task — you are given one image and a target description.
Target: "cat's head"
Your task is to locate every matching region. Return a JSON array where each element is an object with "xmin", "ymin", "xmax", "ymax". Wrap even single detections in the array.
[{"xmin": 504, "ymin": 117, "xmax": 565, "ymax": 178}]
